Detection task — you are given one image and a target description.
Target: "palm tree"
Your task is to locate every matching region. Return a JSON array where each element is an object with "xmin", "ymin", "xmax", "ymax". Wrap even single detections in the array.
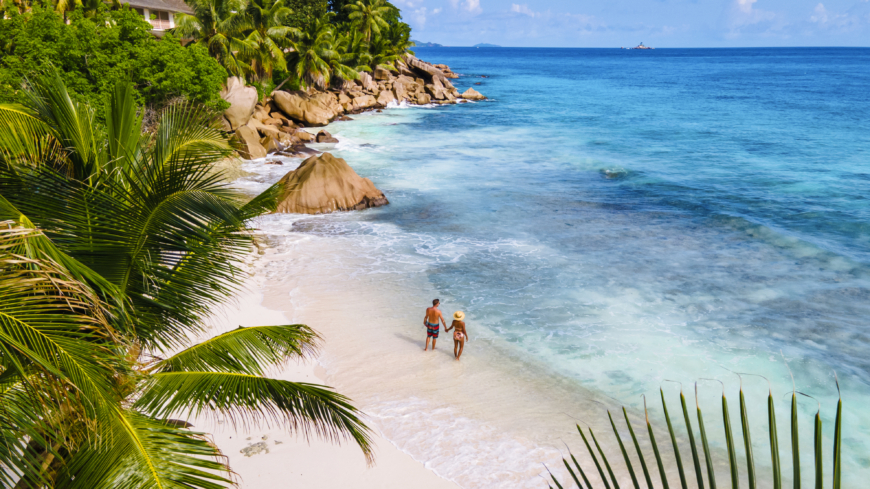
[
  {"xmin": 0, "ymin": 218, "xmax": 123, "ymax": 488},
  {"xmin": 241, "ymin": 0, "xmax": 299, "ymax": 81},
  {"xmin": 382, "ymin": 18, "xmax": 415, "ymax": 57},
  {"xmin": 0, "ymin": 72, "xmax": 373, "ymax": 487},
  {"xmin": 365, "ymin": 35, "xmax": 401, "ymax": 72},
  {"xmin": 173, "ymin": 0, "xmax": 255, "ymax": 78},
  {"xmin": 344, "ymin": 0, "xmax": 394, "ymax": 43},
  {"xmin": 335, "ymin": 29, "xmax": 374, "ymax": 73},
  {"xmin": 285, "ymin": 12, "xmax": 348, "ymax": 89}
]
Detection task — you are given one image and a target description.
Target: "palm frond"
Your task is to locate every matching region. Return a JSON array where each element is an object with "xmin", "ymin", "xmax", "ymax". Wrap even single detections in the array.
[
  {"xmin": 550, "ymin": 377, "xmax": 844, "ymax": 489},
  {"xmin": 155, "ymin": 324, "xmax": 319, "ymax": 375},
  {"xmin": 135, "ymin": 372, "xmax": 374, "ymax": 463},
  {"xmin": 55, "ymin": 408, "xmax": 231, "ymax": 489}
]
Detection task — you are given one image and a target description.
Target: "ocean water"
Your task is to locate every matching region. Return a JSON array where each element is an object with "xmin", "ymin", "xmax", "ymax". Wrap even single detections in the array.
[{"xmin": 234, "ymin": 48, "xmax": 870, "ymax": 487}]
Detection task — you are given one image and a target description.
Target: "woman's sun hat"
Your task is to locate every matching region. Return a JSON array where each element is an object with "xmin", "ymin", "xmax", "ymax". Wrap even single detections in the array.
[{"xmin": 453, "ymin": 311, "xmax": 465, "ymax": 321}]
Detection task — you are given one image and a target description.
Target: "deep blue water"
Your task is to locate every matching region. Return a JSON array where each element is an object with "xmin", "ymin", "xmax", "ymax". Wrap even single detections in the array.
[{"xmin": 245, "ymin": 47, "xmax": 870, "ymax": 484}]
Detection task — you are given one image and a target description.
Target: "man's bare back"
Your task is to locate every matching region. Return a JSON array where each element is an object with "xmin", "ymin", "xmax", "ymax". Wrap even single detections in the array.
[{"xmin": 424, "ymin": 299, "xmax": 446, "ymax": 351}]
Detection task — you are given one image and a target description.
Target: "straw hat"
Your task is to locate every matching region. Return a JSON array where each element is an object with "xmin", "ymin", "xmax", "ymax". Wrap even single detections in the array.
[{"xmin": 453, "ymin": 311, "xmax": 465, "ymax": 321}]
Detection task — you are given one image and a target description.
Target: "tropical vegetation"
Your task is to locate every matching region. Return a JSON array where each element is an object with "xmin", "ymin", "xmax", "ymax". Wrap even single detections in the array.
[
  {"xmin": 176, "ymin": 0, "xmax": 415, "ymax": 90},
  {"xmin": 0, "ymin": 71, "xmax": 372, "ymax": 487},
  {"xmin": 0, "ymin": 4, "xmax": 230, "ymax": 122},
  {"xmin": 0, "ymin": 0, "xmax": 422, "ymax": 482},
  {"xmin": 546, "ymin": 378, "xmax": 843, "ymax": 489}
]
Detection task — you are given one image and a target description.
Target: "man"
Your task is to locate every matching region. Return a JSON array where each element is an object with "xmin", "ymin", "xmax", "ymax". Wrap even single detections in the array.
[{"xmin": 423, "ymin": 298, "xmax": 446, "ymax": 351}]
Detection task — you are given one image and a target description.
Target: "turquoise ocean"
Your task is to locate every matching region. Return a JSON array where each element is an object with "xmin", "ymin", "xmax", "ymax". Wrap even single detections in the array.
[{"xmin": 236, "ymin": 47, "xmax": 870, "ymax": 487}]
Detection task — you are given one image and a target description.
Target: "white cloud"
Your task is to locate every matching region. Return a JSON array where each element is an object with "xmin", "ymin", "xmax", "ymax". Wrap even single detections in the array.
[
  {"xmin": 724, "ymin": 0, "xmax": 778, "ymax": 35},
  {"xmin": 463, "ymin": 0, "xmax": 482, "ymax": 14},
  {"xmin": 413, "ymin": 7, "xmax": 428, "ymax": 29},
  {"xmin": 736, "ymin": 0, "xmax": 757, "ymax": 14},
  {"xmin": 808, "ymin": 2, "xmax": 867, "ymax": 30},
  {"xmin": 510, "ymin": 4, "xmax": 537, "ymax": 17},
  {"xmin": 811, "ymin": 3, "xmax": 829, "ymax": 23},
  {"xmin": 433, "ymin": 7, "xmax": 442, "ymax": 14}
]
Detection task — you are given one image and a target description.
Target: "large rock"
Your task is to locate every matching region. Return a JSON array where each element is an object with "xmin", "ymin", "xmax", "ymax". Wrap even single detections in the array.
[
  {"xmin": 263, "ymin": 136, "xmax": 280, "ymax": 154},
  {"xmin": 232, "ymin": 126, "xmax": 267, "ymax": 159},
  {"xmin": 416, "ymin": 93, "xmax": 432, "ymax": 104},
  {"xmin": 247, "ymin": 118, "xmax": 281, "ymax": 139},
  {"xmin": 316, "ymin": 130, "xmax": 339, "ymax": 143},
  {"xmin": 252, "ymin": 105, "xmax": 270, "ymax": 122},
  {"xmin": 358, "ymin": 72, "xmax": 377, "ymax": 92},
  {"xmin": 352, "ymin": 95, "xmax": 378, "ymax": 111},
  {"xmin": 425, "ymin": 84, "xmax": 446, "ymax": 100},
  {"xmin": 274, "ymin": 153, "xmax": 388, "ymax": 214},
  {"xmin": 221, "ymin": 77, "xmax": 258, "ymax": 130},
  {"xmin": 373, "ymin": 67, "xmax": 391, "ymax": 81},
  {"xmin": 461, "ymin": 88, "xmax": 486, "ymax": 100},
  {"xmin": 295, "ymin": 130, "xmax": 315, "ymax": 142},
  {"xmin": 272, "ymin": 90, "xmax": 343, "ymax": 126},
  {"xmin": 404, "ymin": 55, "xmax": 452, "ymax": 88},
  {"xmin": 376, "ymin": 89, "xmax": 396, "ymax": 106}
]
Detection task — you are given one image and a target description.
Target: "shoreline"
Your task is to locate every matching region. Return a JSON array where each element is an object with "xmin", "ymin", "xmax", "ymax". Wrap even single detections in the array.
[
  {"xmin": 222, "ymin": 55, "xmax": 484, "ymax": 162},
  {"xmin": 196, "ymin": 270, "xmax": 460, "ymax": 488},
  {"xmin": 224, "ymin": 206, "xmax": 647, "ymax": 488}
]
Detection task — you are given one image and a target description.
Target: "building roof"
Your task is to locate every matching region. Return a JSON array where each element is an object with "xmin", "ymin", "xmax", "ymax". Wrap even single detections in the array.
[{"xmin": 125, "ymin": 0, "xmax": 193, "ymax": 14}]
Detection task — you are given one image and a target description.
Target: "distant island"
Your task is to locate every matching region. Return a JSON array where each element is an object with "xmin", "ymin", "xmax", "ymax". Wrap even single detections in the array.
[
  {"xmin": 412, "ymin": 40, "xmax": 445, "ymax": 47},
  {"xmin": 473, "ymin": 43, "xmax": 501, "ymax": 48}
]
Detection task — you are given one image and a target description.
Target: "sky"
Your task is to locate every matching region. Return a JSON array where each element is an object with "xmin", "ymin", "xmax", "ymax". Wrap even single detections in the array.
[{"xmin": 394, "ymin": 0, "xmax": 870, "ymax": 47}]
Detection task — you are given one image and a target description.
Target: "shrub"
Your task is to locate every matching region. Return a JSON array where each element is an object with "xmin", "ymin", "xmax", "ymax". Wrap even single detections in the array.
[{"xmin": 0, "ymin": 4, "xmax": 229, "ymax": 121}]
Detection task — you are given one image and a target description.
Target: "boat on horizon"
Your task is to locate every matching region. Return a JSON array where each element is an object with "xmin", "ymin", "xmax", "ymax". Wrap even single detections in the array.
[{"xmin": 631, "ymin": 42, "xmax": 654, "ymax": 49}]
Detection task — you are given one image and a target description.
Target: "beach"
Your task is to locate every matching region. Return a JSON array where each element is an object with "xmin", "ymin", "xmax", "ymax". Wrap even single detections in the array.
[
  {"xmin": 212, "ymin": 47, "xmax": 870, "ymax": 488},
  {"xmin": 195, "ymin": 273, "xmax": 459, "ymax": 488}
]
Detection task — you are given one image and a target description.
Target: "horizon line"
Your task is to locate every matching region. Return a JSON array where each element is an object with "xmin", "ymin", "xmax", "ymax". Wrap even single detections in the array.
[{"xmin": 413, "ymin": 45, "xmax": 870, "ymax": 49}]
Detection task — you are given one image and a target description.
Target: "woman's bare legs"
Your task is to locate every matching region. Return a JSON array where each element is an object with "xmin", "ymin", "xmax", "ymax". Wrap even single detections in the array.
[{"xmin": 455, "ymin": 339, "xmax": 465, "ymax": 360}]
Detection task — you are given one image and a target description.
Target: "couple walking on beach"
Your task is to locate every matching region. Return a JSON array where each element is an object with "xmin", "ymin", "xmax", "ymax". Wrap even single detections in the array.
[{"xmin": 424, "ymin": 299, "xmax": 468, "ymax": 360}]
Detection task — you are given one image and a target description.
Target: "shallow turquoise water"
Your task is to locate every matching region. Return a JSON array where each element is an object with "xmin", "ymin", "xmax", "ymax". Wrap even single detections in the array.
[{"xmin": 242, "ymin": 47, "xmax": 870, "ymax": 485}]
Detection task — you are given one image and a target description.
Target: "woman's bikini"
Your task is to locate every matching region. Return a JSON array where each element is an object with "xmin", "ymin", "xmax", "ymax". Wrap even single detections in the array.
[{"xmin": 451, "ymin": 320, "xmax": 466, "ymax": 341}]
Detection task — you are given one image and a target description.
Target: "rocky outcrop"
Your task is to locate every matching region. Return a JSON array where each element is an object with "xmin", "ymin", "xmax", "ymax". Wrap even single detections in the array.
[
  {"xmin": 358, "ymin": 72, "xmax": 378, "ymax": 92},
  {"xmin": 316, "ymin": 130, "xmax": 338, "ymax": 143},
  {"xmin": 373, "ymin": 67, "xmax": 391, "ymax": 81},
  {"xmin": 224, "ymin": 57, "xmax": 464, "ymax": 160},
  {"xmin": 377, "ymin": 89, "xmax": 396, "ymax": 106},
  {"xmin": 295, "ymin": 130, "xmax": 315, "ymax": 142},
  {"xmin": 435, "ymin": 64, "xmax": 459, "ymax": 79},
  {"xmin": 272, "ymin": 90, "xmax": 343, "ymax": 126},
  {"xmin": 461, "ymin": 88, "xmax": 486, "ymax": 100},
  {"xmin": 221, "ymin": 77, "xmax": 259, "ymax": 130},
  {"xmin": 232, "ymin": 126, "xmax": 267, "ymax": 159},
  {"xmin": 274, "ymin": 153, "xmax": 388, "ymax": 214}
]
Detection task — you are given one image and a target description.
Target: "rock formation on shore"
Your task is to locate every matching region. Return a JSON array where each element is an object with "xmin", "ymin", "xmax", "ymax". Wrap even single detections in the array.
[
  {"xmin": 460, "ymin": 88, "xmax": 486, "ymax": 100},
  {"xmin": 274, "ymin": 153, "xmax": 389, "ymax": 214},
  {"xmin": 220, "ymin": 55, "xmax": 484, "ymax": 159}
]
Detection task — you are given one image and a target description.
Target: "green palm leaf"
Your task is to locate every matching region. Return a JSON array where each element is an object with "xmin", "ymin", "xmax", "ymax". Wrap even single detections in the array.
[
  {"xmin": 55, "ymin": 408, "xmax": 231, "ymax": 489},
  {"xmin": 155, "ymin": 324, "xmax": 320, "ymax": 375},
  {"xmin": 135, "ymin": 371, "xmax": 374, "ymax": 462}
]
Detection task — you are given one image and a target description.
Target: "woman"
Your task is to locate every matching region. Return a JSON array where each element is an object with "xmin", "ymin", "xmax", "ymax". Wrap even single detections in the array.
[{"xmin": 445, "ymin": 311, "xmax": 469, "ymax": 360}]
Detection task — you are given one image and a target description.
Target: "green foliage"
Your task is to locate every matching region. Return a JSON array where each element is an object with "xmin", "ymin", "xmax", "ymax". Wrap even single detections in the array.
[
  {"xmin": 547, "ymin": 381, "xmax": 843, "ymax": 489},
  {"xmin": 286, "ymin": 0, "xmax": 328, "ymax": 27},
  {"xmin": 133, "ymin": 33, "xmax": 230, "ymax": 113},
  {"xmin": 344, "ymin": 0, "xmax": 392, "ymax": 43},
  {"xmin": 0, "ymin": 5, "xmax": 228, "ymax": 122},
  {"xmin": 0, "ymin": 72, "xmax": 374, "ymax": 486}
]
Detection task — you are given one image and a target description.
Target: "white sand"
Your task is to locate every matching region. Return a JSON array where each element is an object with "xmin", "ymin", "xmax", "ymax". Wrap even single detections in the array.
[{"xmin": 194, "ymin": 274, "xmax": 458, "ymax": 489}]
